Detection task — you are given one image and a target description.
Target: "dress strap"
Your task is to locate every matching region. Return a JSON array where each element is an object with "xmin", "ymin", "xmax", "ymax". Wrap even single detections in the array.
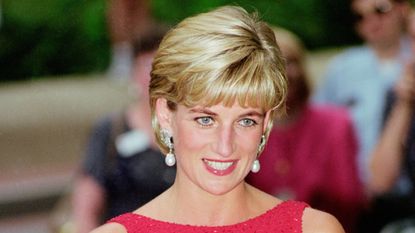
[
  {"xmin": 108, "ymin": 213, "xmax": 137, "ymax": 232},
  {"xmin": 273, "ymin": 200, "xmax": 309, "ymax": 232}
]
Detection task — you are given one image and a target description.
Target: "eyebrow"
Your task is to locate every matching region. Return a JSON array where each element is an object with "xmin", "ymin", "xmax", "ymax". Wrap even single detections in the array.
[
  {"xmin": 189, "ymin": 108, "xmax": 217, "ymax": 116},
  {"xmin": 242, "ymin": 111, "xmax": 265, "ymax": 118},
  {"xmin": 189, "ymin": 107, "xmax": 265, "ymax": 118}
]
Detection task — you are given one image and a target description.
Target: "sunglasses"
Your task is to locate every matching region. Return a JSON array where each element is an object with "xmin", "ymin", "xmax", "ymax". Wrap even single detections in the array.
[{"xmin": 352, "ymin": 1, "xmax": 394, "ymax": 23}]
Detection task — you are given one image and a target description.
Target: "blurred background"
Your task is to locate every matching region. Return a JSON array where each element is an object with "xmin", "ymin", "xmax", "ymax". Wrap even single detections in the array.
[
  {"xmin": 0, "ymin": 0, "xmax": 360, "ymax": 83},
  {"xmin": 0, "ymin": 0, "xmax": 362, "ymax": 232}
]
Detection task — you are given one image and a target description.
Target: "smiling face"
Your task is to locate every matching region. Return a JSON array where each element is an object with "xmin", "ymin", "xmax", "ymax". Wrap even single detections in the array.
[{"xmin": 156, "ymin": 98, "xmax": 270, "ymax": 195}]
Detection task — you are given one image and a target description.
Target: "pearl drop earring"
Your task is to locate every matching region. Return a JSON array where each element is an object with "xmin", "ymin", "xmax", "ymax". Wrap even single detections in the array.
[
  {"xmin": 161, "ymin": 129, "xmax": 175, "ymax": 166},
  {"xmin": 251, "ymin": 134, "xmax": 265, "ymax": 173},
  {"xmin": 251, "ymin": 159, "xmax": 260, "ymax": 173}
]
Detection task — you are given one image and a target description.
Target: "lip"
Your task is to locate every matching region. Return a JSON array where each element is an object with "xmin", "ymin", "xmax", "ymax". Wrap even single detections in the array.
[{"xmin": 202, "ymin": 158, "xmax": 238, "ymax": 176}]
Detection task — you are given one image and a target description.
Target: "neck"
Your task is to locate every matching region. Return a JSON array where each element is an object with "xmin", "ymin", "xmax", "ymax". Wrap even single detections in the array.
[
  {"xmin": 372, "ymin": 38, "xmax": 401, "ymax": 60},
  {"xmin": 165, "ymin": 176, "xmax": 255, "ymax": 226}
]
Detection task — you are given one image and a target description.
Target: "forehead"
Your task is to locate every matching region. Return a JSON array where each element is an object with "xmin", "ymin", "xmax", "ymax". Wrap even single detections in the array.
[{"xmin": 352, "ymin": 0, "xmax": 392, "ymax": 11}]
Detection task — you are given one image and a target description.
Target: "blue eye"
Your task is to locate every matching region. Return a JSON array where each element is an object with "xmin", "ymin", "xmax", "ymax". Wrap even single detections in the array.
[
  {"xmin": 196, "ymin": 117, "xmax": 213, "ymax": 126},
  {"xmin": 239, "ymin": 118, "xmax": 256, "ymax": 127}
]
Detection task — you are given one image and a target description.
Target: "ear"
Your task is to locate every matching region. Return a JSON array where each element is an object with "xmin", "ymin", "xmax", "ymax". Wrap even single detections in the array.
[
  {"xmin": 155, "ymin": 98, "xmax": 173, "ymax": 131},
  {"xmin": 262, "ymin": 110, "xmax": 272, "ymax": 133}
]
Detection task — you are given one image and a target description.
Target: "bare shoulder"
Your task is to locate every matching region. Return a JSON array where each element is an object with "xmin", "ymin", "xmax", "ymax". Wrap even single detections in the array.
[
  {"xmin": 302, "ymin": 207, "xmax": 345, "ymax": 233},
  {"xmin": 89, "ymin": 222, "xmax": 127, "ymax": 233}
]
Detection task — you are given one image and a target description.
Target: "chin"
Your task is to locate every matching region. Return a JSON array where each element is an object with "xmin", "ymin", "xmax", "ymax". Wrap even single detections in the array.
[{"xmin": 202, "ymin": 180, "xmax": 241, "ymax": 196}]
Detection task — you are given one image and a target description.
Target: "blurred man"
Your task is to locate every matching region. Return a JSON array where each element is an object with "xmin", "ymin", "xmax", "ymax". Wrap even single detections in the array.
[
  {"xmin": 314, "ymin": 0, "xmax": 411, "ymax": 184},
  {"xmin": 314, "ymin": 1, "xmax": 412, "ymax": 232},
  {"xmin": 367, "ymin": 8, "xmax": 415, "ymax": 232}
]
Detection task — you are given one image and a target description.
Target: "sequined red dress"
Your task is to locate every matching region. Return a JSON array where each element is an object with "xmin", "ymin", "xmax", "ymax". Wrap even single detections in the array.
[{"xmin": 108, "ymin": 200, "xmax": 308, "ymax": 232}]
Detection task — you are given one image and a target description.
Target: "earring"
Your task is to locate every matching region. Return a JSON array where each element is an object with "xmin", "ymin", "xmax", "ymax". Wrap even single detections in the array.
[
  {"xmin": 251, "ymin": 159, "xmax": 260, "ymax": 173},
  {"xmin": 252, "ymin": 134, "xmax": 265, "ymax": 173},
  {"xmin": 165, "ymin": 149, "xmax": 176, "ymax": 166},
  {"xmin": 160, "ymin": 129, "xmax": 176, "ymax": 166},
  {"xmin": 257, "ymin": 134, "xmax": 266, "ymax": 154}
]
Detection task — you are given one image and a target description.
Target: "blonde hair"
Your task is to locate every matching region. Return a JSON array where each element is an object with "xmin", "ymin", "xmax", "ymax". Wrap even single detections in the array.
[{"xmin": 149, "ymin": 6, "xmax": 287, "ymax": 153}]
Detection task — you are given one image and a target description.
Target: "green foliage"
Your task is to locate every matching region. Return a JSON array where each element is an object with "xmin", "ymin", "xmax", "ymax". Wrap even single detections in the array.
[
  {"xmin": 0, "ymin": 0, "xmax": 109, "ymax": 81},
  {"xmin": 0, "ymin": 0, "xmax": 359, "ymax": 82},
  {"xmin": 151, "ymin": 0, "xmax": 359, "ymax": 49}
]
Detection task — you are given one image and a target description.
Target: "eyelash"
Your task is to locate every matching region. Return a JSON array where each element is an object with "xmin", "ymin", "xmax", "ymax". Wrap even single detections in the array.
[
  {"xmin": 195, "ymin": 117, "xmax": 214, "ymax": 127},
  {"xmin": 239, "ymin": 118, "xmax": 257, "ymax": 127},
  {"xmin": 195, "ymin": 117, "xmax": 258, "ymax": 128}
]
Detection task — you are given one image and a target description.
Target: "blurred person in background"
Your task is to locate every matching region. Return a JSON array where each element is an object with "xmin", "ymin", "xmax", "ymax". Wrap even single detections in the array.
[
  {"xmin": 363, "ymin": 8, "xmax": 415, "ymax": 233},
  {"xmin": 246, "ymin": 26, "xmax": 366, "ymax": 233},
  {"xmin": 106, "ymin": 0, "xmax": 154, "ymax": 80},
  {"xmin": 71, "ymin": 25, "xmax": 175, "ymax": 233},
  {"xmin": 314, "ymin": 0, "xmax": 413, "ymax": 232},
  {"xmin": 313, "ymin": 0, "xmax": 412, "ymax": 186}
]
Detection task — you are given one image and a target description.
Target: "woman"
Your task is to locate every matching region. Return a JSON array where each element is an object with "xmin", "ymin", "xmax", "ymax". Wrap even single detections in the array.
[
  {"xmin": 246, "ymin": 27, "xmax": 365, "ymax": 233},
  {"xmin": 91, "ymin": 6, "xmax": 344, "ymax": 233}
]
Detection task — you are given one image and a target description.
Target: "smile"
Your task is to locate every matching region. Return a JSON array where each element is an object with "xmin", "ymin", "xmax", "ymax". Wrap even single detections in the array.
[{"xmin": 202, "ymin": 158, "xmax": 237, "ymax": 176}]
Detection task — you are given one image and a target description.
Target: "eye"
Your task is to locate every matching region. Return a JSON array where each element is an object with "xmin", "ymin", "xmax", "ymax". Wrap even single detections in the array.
[
  {"xmin": 196, "ymin": 116, "xmax": 214, "ymax": 126},
  {"xmin": 239, "ymin": 118, "xmax": 257, "ymax": 127}
]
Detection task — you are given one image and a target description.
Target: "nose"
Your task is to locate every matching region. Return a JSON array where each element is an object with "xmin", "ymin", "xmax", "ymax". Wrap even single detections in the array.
[{"xmin": 213, "ymin": 124, "xmax": 235, "ymax": 157}]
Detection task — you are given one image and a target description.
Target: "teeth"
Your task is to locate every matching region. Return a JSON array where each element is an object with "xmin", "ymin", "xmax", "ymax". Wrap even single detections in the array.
[{"xmin": 205, "ymin": 160, "xmax": 233, "ymax": 170}]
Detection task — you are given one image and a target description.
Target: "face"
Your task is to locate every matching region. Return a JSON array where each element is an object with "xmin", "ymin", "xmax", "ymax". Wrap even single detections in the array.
[
  {"xmin": 131, "ymin": 50, "xmax": 156, "ymax": 101},
  {"xmin": 352, "ymin": 0, "xmax": 405, "ymax": 47},
  {"xmin": 156, "ymin": 99, "xmax": 270, "ymax": 195},
  {"xmin": 279, "ymin": 45, "xmax": 305, "ymax": 109}
]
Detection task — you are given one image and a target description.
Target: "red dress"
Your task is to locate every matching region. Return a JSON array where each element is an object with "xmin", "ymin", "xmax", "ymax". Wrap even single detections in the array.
[{"xmin": 108, "ymin": 200, "xmax": 308, "ymax": 232}]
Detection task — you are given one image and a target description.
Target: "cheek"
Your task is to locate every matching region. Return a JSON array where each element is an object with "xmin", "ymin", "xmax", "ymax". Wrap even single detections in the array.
[
  {"xmin": 384, "ymin": 18, "xmax": 401, "ymax": 34},
  {"xmin": 235, "ymin": 131, "xmax": 261, "ymax": 156},
  {"xmin": 357, "ymin": 22, "xmax": 371, "ymax": 35},
  {"xmin": 173, "ymin": 123, "xmax": 206, "ymax": 156}
]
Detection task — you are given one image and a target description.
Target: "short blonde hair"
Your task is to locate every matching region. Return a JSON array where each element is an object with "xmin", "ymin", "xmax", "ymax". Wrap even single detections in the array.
[{"xmin": 149, "ymin": 6, "xmax": 287, "ymax": 153}]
